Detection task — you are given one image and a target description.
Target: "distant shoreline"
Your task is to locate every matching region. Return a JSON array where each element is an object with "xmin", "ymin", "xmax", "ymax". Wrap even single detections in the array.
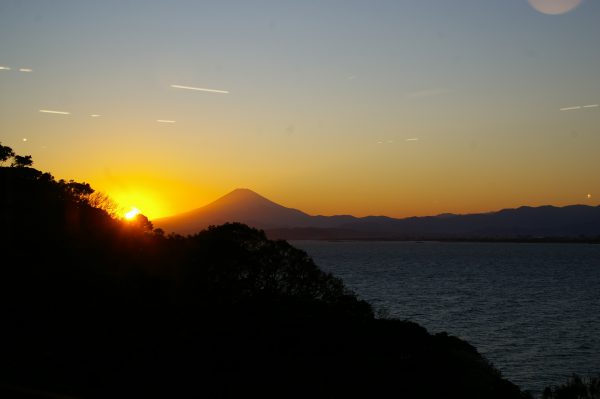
[{"xmin": 285, "ymin": 237, "xmax": 600, "ymax": 244}]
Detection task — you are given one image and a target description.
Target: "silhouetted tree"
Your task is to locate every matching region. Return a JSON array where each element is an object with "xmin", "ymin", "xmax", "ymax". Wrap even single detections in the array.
[
  {"xmin": 129, "ymin": 213, "xmax": 154, "ymax": 231},
  {"xmin": 0, "ymin": 142, "xmax": 15, "ymax": 165},
  {"xmin": 11, "ymin": 154, "xmax": 33, "ymax": 168},
  {"xmin": 543, "ymin": 374, "xmax": 600, "ymax": 399},
  {"xmin": 87, "ymin": 191, "xmax": 121, "ymax": 217},
  {"xmin": 58, "ymin": 179, "xmax": 94, "ymax": 201}
]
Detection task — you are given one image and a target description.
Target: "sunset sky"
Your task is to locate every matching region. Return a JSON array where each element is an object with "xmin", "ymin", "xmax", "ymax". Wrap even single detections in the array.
[{"xmin": 1, "ymin": 0, "xmax": 599, "ymax": 220}]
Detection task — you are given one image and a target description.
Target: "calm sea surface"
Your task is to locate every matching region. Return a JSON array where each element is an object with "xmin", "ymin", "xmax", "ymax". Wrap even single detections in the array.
[{"xmin": 291, "ymin": 241, "xmax": 600, "ymax": 395}]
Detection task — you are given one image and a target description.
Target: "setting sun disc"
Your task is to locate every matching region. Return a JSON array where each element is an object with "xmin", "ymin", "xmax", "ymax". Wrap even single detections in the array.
[{"xmin": 125, "ymin": 207, "xmax": 141, "ymax": 220}]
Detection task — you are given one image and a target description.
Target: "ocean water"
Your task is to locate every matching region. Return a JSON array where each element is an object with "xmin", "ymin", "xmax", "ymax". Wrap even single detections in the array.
[{"xmin": 291, "ymin": 241, "xmax": 600, "ymax": 395}]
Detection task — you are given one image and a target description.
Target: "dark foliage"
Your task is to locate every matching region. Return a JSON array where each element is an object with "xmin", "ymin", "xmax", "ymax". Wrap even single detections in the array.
[
  {"xmin": 1, "ymin": 163, "xmax": 529, "ymax": 398},
  {"xmin": 543, "ymin": 374, "xmax": 600, "ymax": 399},
  {"xmin": 0, "ymin": 142, "xmax": 15, "ymax": 165}
]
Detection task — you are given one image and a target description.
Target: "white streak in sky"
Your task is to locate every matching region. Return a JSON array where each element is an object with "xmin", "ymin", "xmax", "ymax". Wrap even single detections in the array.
[
  {"xmin": 39, "ymin": 109, "xmax": 70, "ymax": 115},
  {"xmin": 0, "ymin": 66, "xmax": 11, "ymax": 70},
  {"xmin": 170, "ymin": 84, "xmax": 229, "ymax": 94},
  {"xmin": 583, "ymin": 104, "xmax": 599, "ymax": 108},
  {"xmin": 560, "ymin": 106, "xmax": 581, "ymax": 111},
  {"xmin": 90, "ymin": 114, "xmax": 101, "ymax": 117},
  {"xmin": 19, "ymin": 68, "xmax": 33, "ymax": 72},
  {"xmin": 406, "ymin": 138, "xmax": 419, "ymax": 142},
  {"xmin": 157, "ymin": 119, "xmax": 176, "ymax": 123}
]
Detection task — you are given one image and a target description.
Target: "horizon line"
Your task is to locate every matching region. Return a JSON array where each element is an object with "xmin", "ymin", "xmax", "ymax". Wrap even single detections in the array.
[{"xmin": 153, "ymin": 187, "xmax": 598, "ymax": 220}]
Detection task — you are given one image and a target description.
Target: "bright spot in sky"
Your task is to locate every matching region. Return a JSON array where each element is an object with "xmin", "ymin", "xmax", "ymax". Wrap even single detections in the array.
[
  {"xmin": 22, "ymin": 138, "xmax": 27, "ymax": 142},
  {"xmin": 125, "ymin": 207, "xmax": 141, "ymax": 220},
  {"xmin": 170, "ymin": 84, "xmax": 229, "ymax": 94},
  {"xmin": 157, "ymin": 119, "xmax": 176, "ymax": 123},
  {"xmin": 90, "ymin": 114, "xmax": 101, "ymax": 117},
  {"xmin": 18, "ymin": 68, "xmax": 32, "ymax": 72},
  {"xmin": 39, "ymin": 109, "xmax": 70, "ymax": 115},
  {"xmin": 0, "ymin": 66, "xmax": 10, "ymax": 70},
  {"xmin": 527, "ymin": 0, "xmax": 582, "ymax": 15},
  {"xmin": 109, "ymin": 189, "xmax": 165, "ymax": 220},
  {"xmin": 587, "ymin": 194, "xmax": 592, "ymax": 199}
]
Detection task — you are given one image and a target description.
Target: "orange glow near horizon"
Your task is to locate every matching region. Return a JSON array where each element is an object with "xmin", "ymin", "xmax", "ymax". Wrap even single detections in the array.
[
  {"xmin": 65, "ymin": 138, "xmax": 598, "ymax": 222},
  {"xmin": 110, "ymin": 189, "xmax": 165, "ymax": 220},
  {"xmin": 85, "ymin": 171, "xmax": 220, "ymax": 221}
]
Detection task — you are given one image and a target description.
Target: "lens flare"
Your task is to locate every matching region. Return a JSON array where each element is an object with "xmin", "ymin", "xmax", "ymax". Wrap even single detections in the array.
[{"xmin": 527, "ymin": 0, "xmax": 582, "ymax": 15}]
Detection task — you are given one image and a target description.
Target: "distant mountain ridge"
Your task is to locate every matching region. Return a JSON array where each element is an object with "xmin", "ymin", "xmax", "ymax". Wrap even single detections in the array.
[{"xmin": 154, "ymin": 189, "xmax": 600, "ymax": 240}]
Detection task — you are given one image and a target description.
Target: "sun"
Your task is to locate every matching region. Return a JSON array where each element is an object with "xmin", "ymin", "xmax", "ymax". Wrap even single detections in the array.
[
  {"xmin": 103, "ymin": 185, "xmax": 168, "ymax": 220},
  {"xmin": 125, "ymin": 207, "xmax": 141, "ymax": 220}
]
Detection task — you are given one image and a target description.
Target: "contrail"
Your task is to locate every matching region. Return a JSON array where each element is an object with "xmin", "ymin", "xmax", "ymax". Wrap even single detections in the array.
[
  {"xmin": 560, "ymin": 106, "xmax": 581, "ymax": 111},
  {"xmin": 406, "ymin": 138, "xmax": 419, "ymax": 141},
  {"xmin": 19, "ymin": 68, "xmax": 33, "ymax": 72},
  {"xmin": 39, "ymin": 109, "xmax": 70, "ymax": 115},
  {"xmin": 583, "ymin": 104, "xmax": 599, "ymax": 108},
  {"xmin": 170, "ymin": 84, "xmax": 229, "ymax": 94},
  {"xmin": 157, "ymin": 119, "xmax": 176, "ymax": 123}
]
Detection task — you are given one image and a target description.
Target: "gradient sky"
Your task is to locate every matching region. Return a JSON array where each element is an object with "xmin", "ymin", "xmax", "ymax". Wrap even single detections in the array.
[{"xmin": 1, "ymin": 0, "xmax": 599, "ymax": 219}]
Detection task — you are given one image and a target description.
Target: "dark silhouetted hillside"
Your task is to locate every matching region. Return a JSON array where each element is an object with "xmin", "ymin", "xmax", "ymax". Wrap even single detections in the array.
[{"xmin": 0, "ymin": 160, "xmax": 530, "ymax": 398}]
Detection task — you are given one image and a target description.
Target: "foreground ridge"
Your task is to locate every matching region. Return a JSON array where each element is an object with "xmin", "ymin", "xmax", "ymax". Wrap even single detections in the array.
[{"xmin": 0, "ymin": 164, "xmax": 529, "ymax": 398}]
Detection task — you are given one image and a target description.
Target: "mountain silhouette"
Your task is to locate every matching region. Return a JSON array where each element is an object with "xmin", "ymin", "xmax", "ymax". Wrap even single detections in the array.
[
  {"xmin": 154, "ymin": 188, "xmax": 315, "ymax": 235},
  {"xmin": 155, "ymin": 189, "xmax": 600, "ymax": 240}
]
